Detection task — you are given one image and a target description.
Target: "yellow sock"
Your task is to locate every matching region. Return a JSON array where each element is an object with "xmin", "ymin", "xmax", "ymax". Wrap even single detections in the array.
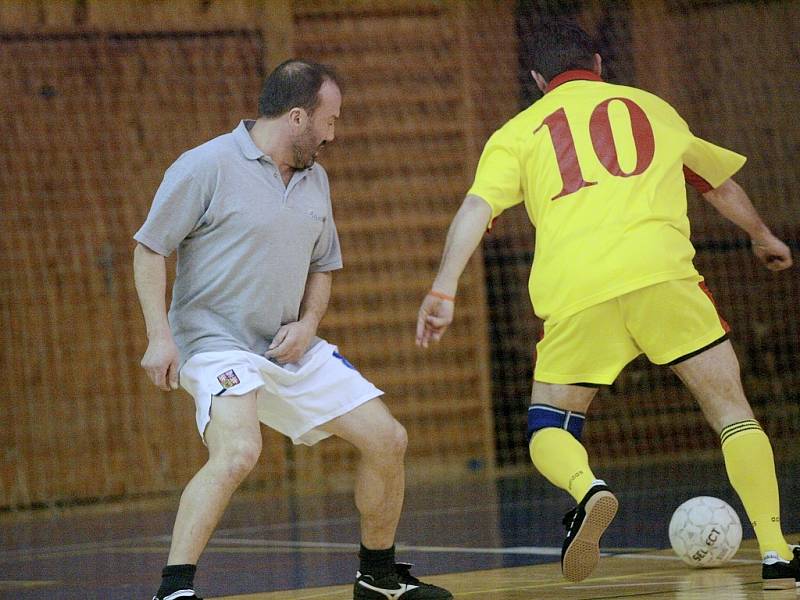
[
  {"xmin": 721, "ymin": 419, "xmax": 791, "ymax": 560},
  {"xmin": 529, "ymin": 427, "xmax": 596, "ymax": 502}
]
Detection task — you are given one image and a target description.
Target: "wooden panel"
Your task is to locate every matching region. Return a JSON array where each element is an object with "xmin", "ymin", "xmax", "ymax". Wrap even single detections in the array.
[
  {"xmin": 85, "ymin": 0, "xmax": 254, "ymax": 30},
  {"xmin": 0, "ymin": 0, "xmax": 509, "ymax": 505},
  {"xmin": 0, "ymin": 0, "xmax": 503, "ymax": 505},
  {"xmin": 290, "ymin": 0, "xmax": 498, "ymax": 490},
  {"xmin": 0, "ymin": 1, "xmax": 293, "ymax": 69},
  {"xmin": 0, "ymin": 32, "xmax": 288, "ymax": 508},
  {"xmin": 0, "ymin": 0, "xmax": 249, "ymax": 31}
]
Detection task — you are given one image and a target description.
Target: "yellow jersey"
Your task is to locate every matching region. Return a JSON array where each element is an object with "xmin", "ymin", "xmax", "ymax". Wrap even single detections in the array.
[{"xmin": 468, "ymin": 70, "xmax": 746, "ymax": 323}]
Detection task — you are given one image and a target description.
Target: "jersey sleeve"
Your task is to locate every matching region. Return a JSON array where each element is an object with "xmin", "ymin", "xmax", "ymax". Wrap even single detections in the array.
[
  {"xmin": 467, "ymin": 129, "xmax": 524, "ymax": 220},
  {"xmin": 682, "ymin": 135, "xmax": 746, "ymax": 191},
  {"xmin": 309, "ymin": 172, "xmax": 343, "ymax": 273},
  {"xmin": 133, "ymin": 159, "xmax": 212, "ymax": 256},
  {"xmin": 309, "ymin": 212, "xmax": 343, "ymax": 273}
]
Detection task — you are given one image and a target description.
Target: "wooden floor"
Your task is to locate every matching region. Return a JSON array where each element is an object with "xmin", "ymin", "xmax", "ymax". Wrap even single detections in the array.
[
  {"xmin": 213, "ymin": 539, "xmax": 798, "ymax": 600},
  {"xmin": 3, "ymin": 461, "xmax": 799, "ymax": 599}
]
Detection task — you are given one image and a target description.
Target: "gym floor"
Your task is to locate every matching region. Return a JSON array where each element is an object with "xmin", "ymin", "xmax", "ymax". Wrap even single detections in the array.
[{"xmin": 2, "ymin": 459, "xmax": 798, "ymax": 599}]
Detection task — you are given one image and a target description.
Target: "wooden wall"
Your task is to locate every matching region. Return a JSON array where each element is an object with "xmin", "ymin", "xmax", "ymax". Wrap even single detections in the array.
[
  {"xmin": 5, "ymin": 0, "xmax": 794, "ymax": 508},
  {"xmin": 0, "ymin": 0, "xmax": 511, "ymax": 507},
  {"xmin": 290, "ymin": 0, "xmax": 517, "ymax": 489},
  {"xmin": 0, "ymin": 1, "xmax": 293, "ymax": 508}
]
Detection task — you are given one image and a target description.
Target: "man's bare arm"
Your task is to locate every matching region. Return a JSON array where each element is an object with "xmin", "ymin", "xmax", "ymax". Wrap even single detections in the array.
[
  {"xmin": 133, "ymin": 242, "xmax": 179, "ymax": 390},
  {"xmin": 702, "ymin": 179, "xmax": 792, "ymax": 271},
  {"xmin": 416, "ymin": 194, "xmax": 493, "ymax": 348}
]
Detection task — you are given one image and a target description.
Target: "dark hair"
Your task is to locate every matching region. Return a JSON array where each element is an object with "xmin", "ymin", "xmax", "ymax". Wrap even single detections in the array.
[
  {"xmin": 258, "ymin": 59, "xmax": 340, "ymax": 118},
  {"xmin": 520, "ymin": 19, "xmax": 597, "ymax": 81}
]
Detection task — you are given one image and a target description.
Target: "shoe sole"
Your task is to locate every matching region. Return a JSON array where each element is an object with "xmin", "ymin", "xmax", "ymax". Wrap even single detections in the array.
[
  {"xmin": 354, "ymin": 587, "xmax": 453, "ymax": 600},
  {"xmin": 562, "ymin": 490, "xmax": 619, "ymax": 582},
  {"xmin": 762, "ymin": 578, "xmax": 797, "ymax": 591}
]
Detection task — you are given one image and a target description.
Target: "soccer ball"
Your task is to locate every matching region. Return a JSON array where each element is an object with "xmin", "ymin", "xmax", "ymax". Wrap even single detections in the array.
[{"xmin": 668, "ymin": 496, "xmax": 742, "ymax": 568}]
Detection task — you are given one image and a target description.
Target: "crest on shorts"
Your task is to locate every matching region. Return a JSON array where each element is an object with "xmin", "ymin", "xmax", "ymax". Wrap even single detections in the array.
[{"xmin": 217, "ymin": 369, "xmax": 240, "ymax": 389}]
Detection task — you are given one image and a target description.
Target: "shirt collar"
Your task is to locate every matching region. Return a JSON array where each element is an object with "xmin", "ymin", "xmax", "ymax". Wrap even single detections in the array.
[
  {"xmin": 233, "ymin": 119, "xmax": 265, "ymax": 161},
  {"xmin": 231, "ymin": 119, "xmax": 314, "ymax": 172},
  {"xmin": 545, "ymin": 69, "xmax": 603, "ymax": 94}
]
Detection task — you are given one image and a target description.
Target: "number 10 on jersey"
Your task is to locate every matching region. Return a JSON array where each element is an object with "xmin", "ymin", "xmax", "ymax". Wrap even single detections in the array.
[{"xmin": 534, "ymin": 98, "xmax": 656, "ymax": 201}]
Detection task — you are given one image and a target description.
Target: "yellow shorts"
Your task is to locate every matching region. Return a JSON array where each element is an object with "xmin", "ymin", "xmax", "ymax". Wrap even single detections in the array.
[{"xmin": 534, "ymin": 278, "xmax": 730, "ymax": 385}]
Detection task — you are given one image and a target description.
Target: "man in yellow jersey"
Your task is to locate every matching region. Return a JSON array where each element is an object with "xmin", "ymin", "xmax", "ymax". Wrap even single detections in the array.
[{"xmin": 415, "ymin": 20, "xmax": 796, "ymax": 589}]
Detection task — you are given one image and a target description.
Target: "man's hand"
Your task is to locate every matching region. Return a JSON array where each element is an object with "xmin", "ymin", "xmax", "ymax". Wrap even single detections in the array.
[
  {"xmin": 265, "ymin": 321, "xmax": 315, "ymax": 364},
  {"xmin": 702, "ymin": 180, "xmax": 793, "ymax": 272},
  {"xmin": 415, "ymin": 293, "xmax": 455, "ymax": 348},
  {"xmin": 752, "ymin": 234, "xmax": 793, "ymax": 271},
  {"xmin": 140, "ymin": 334, "xmax": 180, "ymax": 391}
]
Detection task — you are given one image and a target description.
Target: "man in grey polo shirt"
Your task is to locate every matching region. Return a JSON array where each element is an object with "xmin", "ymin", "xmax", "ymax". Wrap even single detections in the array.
[{"xmin": 134, "ymin": 60, "xmax": 451, "ymax": 600}]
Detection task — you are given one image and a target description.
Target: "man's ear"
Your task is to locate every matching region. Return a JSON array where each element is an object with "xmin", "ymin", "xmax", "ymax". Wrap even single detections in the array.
[
  {"xmin": 288, "ymin": 106, "xmax": 307, "ymax": 129},
  {"xmin": 593, "ymin": 53, "xmax": 602, "ymax": 76},
  {"xmin": 531, "ymin": 70, "xmax": 548, "ymax": 93}
]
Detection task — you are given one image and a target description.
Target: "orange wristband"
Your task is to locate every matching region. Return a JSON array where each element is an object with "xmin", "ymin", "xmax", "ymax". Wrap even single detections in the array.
[{"xmin": 429, "ymin": 290, "xmax": 455, "ymax": 302}]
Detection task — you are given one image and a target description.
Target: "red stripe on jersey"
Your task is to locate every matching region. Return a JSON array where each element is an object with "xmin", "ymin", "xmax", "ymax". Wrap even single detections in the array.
[
  {"xmin": 698, "ymin": 281, "xmax": 731, "ymax": 333},
  {"xmin": 684, "ymin": 166, "xmax": 714, "ymax": 193}
]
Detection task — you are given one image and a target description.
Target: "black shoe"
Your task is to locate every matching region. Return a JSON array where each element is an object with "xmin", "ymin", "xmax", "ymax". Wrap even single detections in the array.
[
  {"xmin": 152, "ymin": 591, "xmax": 202, "ymax": 600},
  {"xmin": 762, "ymin": 546, "xmax": 800, "ymax": 590},
  {"xmin": 354, "ymin": 563, "xmax": 453, "ymax": 599},
  {"xmin": 561, "ymin": 484, "xmax": 618, "ymax": 582}
]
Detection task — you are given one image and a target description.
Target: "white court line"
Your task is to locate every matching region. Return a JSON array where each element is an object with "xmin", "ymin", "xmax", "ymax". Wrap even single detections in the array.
[
  {"xmin": 0, "ymin": 498, "xmax": 512, "ymax": 560},
  {"xmin": 211, "ymin": 538, "xmax": 564, "ymax": 556},
  {"xmin": 0, "ymin": 534, "xmax": 762, "ymax": 567},
  {"xmin": 564, "ymin": 580, "xmax": 687, "ymax": 589},
  {"xmin": 0, "ymin": 533, "xmax": 761, "ymax": 567},
  {"xmin": 611, "ymin": 552, "xmax": 759, "ymax": 565},
  {"xmin": 211, "ymin": 538, "xmax": 616, "ymax": 558},
  {"xmin": 208, "ymin": 539, "xmax": 762, "ymax": 564}
]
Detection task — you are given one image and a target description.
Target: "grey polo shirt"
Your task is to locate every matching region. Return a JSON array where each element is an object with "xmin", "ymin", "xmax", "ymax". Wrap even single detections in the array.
[{"xmin": 134, "ymin": 120, "xmax": 342, "ymax": 365}]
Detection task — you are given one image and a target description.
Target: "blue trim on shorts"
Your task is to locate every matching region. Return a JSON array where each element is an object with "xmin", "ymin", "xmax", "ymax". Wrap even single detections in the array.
[{"xmin": 332, "ymin": 350, "xmax": 356, "ymax": 370}]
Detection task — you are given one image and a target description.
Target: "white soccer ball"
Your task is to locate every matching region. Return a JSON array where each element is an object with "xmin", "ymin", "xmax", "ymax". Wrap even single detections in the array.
[{"xmin": 668, "ymin": 496, "xmax": 742, "ymax": 568}]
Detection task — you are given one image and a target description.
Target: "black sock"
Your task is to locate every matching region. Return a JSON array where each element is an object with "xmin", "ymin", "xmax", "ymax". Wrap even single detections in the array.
[
  {"xmin": 359, "ymin": 544, "xmax": 395, "ymax": 579},
  {"xmin": 157, "ymin": 564, "xmax": 196, "ymax": 598}
]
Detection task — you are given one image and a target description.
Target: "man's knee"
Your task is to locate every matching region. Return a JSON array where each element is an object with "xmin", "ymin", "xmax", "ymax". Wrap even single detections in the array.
[
  {"xmin": 365, "ymin": 419, "xmax": 407, "ymax": 461},
  {"xmin": 526, "ymin": 404, "xmax": 586, "ymax": 444},
  {"xmin": 391, "ymin": 421, "xmax": 409, "ymax": 456},
  {"xmin": 212, "ymin": 436, "xmax": 262, "ymax": 480}
]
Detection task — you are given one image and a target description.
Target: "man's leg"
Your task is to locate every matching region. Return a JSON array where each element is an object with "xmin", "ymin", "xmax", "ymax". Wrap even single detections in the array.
[
  {"xmin": 529, "ymin": 382, "xmax": 599, "ymax": 502},
  {"xmin": 670, "ymin": 340, "xmax": 792, "ymax": 564},
  {"xmin": 156, "ymin": 391, "xmax": 262, "ymax": 599},
  {"xmin": 321, "ymin": 397, "xmax": 451, "ymax": 599},
  {"xmin": 528, "ymin": 382, "xmax": 618, "ymax": 582},
  {"xmin": 530, "ymin": 298, "xmax": 635, "ymax": 502},
  {"xmin": 322, "ymin": 397, "xmax": 407, "ymax": 550}
]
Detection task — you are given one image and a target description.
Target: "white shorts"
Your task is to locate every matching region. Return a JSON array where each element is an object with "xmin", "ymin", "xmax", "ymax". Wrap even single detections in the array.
[{"xmin": 179, "ymin": 340, "xmax": 383, "ymax": 446}]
